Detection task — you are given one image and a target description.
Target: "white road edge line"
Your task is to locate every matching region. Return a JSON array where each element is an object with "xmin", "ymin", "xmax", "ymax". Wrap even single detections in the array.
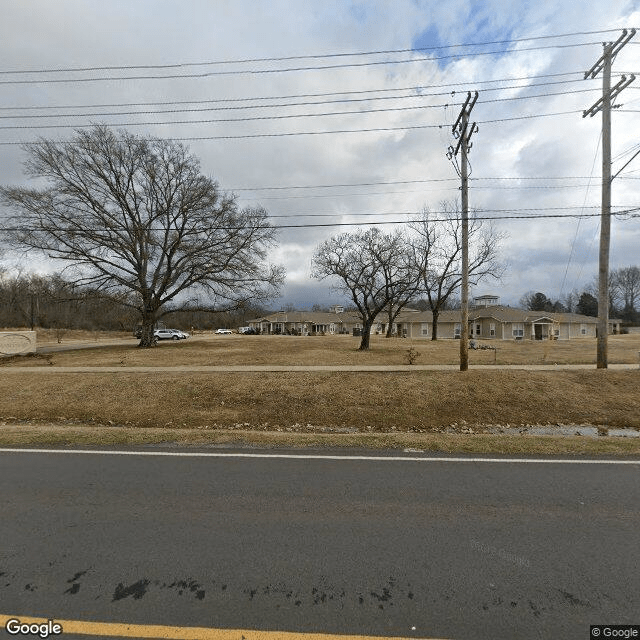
[{"xmin": 0, "ymin": 448, "xmax": 639, "ymax": 464}]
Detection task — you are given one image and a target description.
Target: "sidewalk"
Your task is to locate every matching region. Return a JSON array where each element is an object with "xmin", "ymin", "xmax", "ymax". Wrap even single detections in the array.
[{"xmin": 2, "ymin": 363, "xmax": 638, "ymax": 373}]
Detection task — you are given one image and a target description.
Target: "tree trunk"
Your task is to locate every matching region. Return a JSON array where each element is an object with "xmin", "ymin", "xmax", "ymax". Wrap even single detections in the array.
[
  {"xmin": 359, "ymin": 321, "xmax": 373, "ymax": 350},
  {"xmin": 431, "ymin": 308, "xmax": 439, "ymax": 341},
  {"xmin": 385, "ymin": 307, "xmax": 393, "ymax": 338},
  {"xmin": 138, "ymin": 308, "xmax": 157, "ymax": 348}
]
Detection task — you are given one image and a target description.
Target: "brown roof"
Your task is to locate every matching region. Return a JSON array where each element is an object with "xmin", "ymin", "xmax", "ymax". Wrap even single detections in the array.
[
  {"xmin": 250, "ymin": 305, "xmax": 609, "ymax": 326},
  {"xmin": 249, "ymin": 310, "xmax": 361, "ymax": 324}
]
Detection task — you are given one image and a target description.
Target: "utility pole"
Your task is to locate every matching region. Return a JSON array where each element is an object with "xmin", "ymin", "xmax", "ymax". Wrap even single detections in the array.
[
  {"xmin": 448, "ymin": 91, "xmax": 478, "ymax": 371},
  {"xmin": 583, "ymin": 29, "xmax": 635, "ymax": 369}
]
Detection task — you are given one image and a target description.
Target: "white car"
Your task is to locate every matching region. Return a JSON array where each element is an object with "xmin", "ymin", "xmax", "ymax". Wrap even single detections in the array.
[
  {"xmin": 214, "ymin": 328, "xmax": 233, "ymax": 334},
  {"xmin": 154, "ymin": 329, "xmax": 187, "ymax": 341}
]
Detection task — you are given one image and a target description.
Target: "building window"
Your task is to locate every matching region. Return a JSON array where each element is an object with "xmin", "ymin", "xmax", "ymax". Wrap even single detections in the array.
[
  {"xmin": 421, "ymin": 323, "xmax": 429, "ymax": 336},
  {"xmin": 580, "ymin": 324, "xmax": 587, "ymax": 335},
  {"xmin": 490, "ymin": 323, "xmax": 496, "ymax": 337},
  {"xmin": 512, "ymin": 323, "xmax": 524, "ymax": 338},
  {"xmin": 454, "ymin": 323, "xmax": 461, "ymax": 337},
  {"xmin": 475, "ymin": 324, "xmax": 481, "ymax": 336}
]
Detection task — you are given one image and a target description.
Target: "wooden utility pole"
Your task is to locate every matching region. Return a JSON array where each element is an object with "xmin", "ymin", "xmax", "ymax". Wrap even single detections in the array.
[
  {"xmin": 583, "ymin": 29, "xmax": 635, "ymax": 368},
  {"xmin": 448, "ymin": 91, "xmax": 478, "ymax": 371}
]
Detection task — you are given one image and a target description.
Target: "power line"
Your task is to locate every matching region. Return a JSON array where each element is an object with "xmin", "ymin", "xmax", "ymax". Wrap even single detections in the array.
[
  {"xmin": 560, "ymin": 131, "xmax": 601, "ymax": 298},
  {"xmin": 229, "ymin": 176, "xmax": 606, "ymax": 191},
  {"xmin": 0, "ymin": 42, "xmax": 610, "ymax": 85},
  {"xmin": 3, "ymin": 209, "xmax": 637, "ymax": 233},
  {"xmin": 238, "ymin": 183, "xmax": 618, "ymax": 201},
  {"xmin": 0, "ymin": 72, "xmax": 591, "ymax": 112},
  {"xmin": 0, "ymin": 109, "xmax": 586, "ymax": 141},
  {"xmin": 0, "ymin": 29, "xmax": 624, "ymax": 75},
  {"xmin": 267, "ymin": 205, "xmax": 630, "ymax": 218},
  {"xmin": 0, "ymin": 102, "xmax": 458, "ymax": 130},
  {"xmin": 0, "ymin": 79, "xmax": 605, "ymax": 120}
]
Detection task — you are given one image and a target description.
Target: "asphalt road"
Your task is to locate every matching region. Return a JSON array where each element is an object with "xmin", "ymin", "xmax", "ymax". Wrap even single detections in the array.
[{"xmin": 1, "ymin": 448, "xmax": 639, "ymax": 639}]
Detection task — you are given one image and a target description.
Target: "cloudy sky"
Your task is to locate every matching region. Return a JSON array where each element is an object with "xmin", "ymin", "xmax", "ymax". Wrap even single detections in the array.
[{"xmin": 0, "ymin": 0, "xmax": 638, "ymax": 309}]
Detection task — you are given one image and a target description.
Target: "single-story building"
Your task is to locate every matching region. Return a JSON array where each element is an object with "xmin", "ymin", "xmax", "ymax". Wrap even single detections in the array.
[
  {"xmin": 248, "ymin": 297, "xmax": 620, "ymax": 340},
  {"xmin": 247, "ymin": 310, "xmax": 363, "ymax": 335}
]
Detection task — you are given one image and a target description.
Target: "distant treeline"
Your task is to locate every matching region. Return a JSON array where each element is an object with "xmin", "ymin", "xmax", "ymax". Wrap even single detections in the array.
[{"xmin": 0, "ymin": 272, "xmax": 270, "ymax": 332}]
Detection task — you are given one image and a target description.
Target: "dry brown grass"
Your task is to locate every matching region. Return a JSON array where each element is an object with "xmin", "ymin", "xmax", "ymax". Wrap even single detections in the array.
[
  {"xmin": 1, "ymin": 423, "xmax": 639, "ymax": 456},
  {"xmin": 3, "ymin": 332, "xmax": 640, "ymax": 366},
  {"xmin": 32, "ymin": 328, "xmax": 132, "ymax": 344},
  {"xmin": 1, "ymin": 369, "xmax": 638, "ymax": 431},
  {"xmin": 2, "ymin": 331, "xmax": 639, "ymax": 454}
]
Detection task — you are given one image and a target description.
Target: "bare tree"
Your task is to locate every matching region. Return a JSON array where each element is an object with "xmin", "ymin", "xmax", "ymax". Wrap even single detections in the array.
[
  {"xmin": 587, "ymin": 272, "xmax": 619, "ymax": 317},
  {"xmin": 1, "ymin": 126, "xmax": 283, "ymax": 346},
  {"xmin": 612, "ymin": 265, "xmax": 640, "ymax": 321},
  {"xmin": 380, "ymin": 236, "xmax": 420, "ymax": 337},
  {"xmin": 408, "ymin": 202, "xmax": 505, "ymax": 340},
  {"xmin": 561, "ymin": 289, "xmax": 581, "ymax": 313},
  {"xmin": 312, "ymin": 228, "xmax": 416, "ymax": 350}
]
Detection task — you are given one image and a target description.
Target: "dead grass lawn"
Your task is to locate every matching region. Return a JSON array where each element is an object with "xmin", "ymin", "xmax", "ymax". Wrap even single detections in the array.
[
  {"xmin": 4, "ymin": 332, "xmax": 640, "ymax": 366},
  {"xmin": 1, "ymin": 370, "xmax": 638, "ymax": 431},
  {"xmin": 2, "ymin": 331, "xmax": 639, "ymax": 454}
]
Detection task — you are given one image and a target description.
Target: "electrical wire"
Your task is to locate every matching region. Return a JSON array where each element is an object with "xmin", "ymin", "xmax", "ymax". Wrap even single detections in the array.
[
  {"xmin": 0, "ymin": 79, "xmax": 606, "ymax": 120},
  {"xmin": 0, "ymin": 72, "xmax": 593, "ymax": 112},
  {"xmin": 0, "ymin": 109, "xmax": 586, "ymax": 141},
  {"xmin": 2, "ymin": 209, "xmax": 638, "ymax": 233},
  {"xmin": 266, "ymin": 205, "xmax": 622, "ymax": 218},
  {"xmin": 560, "ymin": 131, "xmax": 602, "ymax": 298},
  {"xmin": 0, "ymin": 42, "xmax": 612, "ymax": 85},
  {"xmin": 0, "ymin": 28, "xmax": 625, "ymax": 75},
  {"xmin": 238, "ymin": 183, "xmax": 614, "ymax": 201},
  {"xmin": 229, "ymin": 176, "xmax": 632, "ymax": 190},
  {"xmin": 0, "ymin": 102, "xmax": 459, "ymax": 130}
]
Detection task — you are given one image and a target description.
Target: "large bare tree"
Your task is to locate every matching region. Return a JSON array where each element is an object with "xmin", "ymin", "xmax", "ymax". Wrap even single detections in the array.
[
  {"xmin": 1, "ymin": 126, "xmax": 283, "ymax": 346},
  {"xmin": 312, "ymin": 228, "xmax": 416, "ymax": 350},
  {"xmin": 409, "ymin": 201, "xmax": 505, "ymax": 340}
]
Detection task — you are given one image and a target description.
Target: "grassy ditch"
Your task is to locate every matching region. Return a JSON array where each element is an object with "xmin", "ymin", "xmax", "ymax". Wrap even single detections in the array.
[
  {"xmin": 0, "ymin": 369, "xmax": 639, "ymax": 454},
  {"xmin": 1, "ymin": 424, "xmax": 639, "ymax": 457}
]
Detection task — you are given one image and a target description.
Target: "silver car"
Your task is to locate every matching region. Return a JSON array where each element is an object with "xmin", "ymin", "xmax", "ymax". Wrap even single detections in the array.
[{"xmin": 154, "ymin": 329, "xmax": 186, "ymax": 341}]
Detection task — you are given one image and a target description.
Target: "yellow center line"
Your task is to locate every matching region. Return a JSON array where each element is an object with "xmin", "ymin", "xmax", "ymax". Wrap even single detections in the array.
[{"xmin": 1, "ymin": 614, "xmax": 449, "ymax": 640}]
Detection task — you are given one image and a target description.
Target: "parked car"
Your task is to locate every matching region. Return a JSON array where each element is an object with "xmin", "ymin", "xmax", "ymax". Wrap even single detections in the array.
[
  {"xmin": 214, "ymin": 328, "xmax": 233, "ymax": 334},
  {"xmin": 168, "ymin": 329, "xmax": 189, "ymax": 339},
  {"xmin": 154, "ymin": 329, "xmax": 184, "ymax": 341}
]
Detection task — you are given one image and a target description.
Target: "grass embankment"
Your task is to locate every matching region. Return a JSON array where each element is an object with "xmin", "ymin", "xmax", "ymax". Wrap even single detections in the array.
[{"xmin": 1, "ymin": 369, "xmax": 639, "ymax": 455}]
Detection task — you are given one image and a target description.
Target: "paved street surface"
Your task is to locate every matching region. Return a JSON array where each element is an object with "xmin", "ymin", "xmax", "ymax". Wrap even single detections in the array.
[{"xmin": 1, "ymin": 448, "xmax": 639, "ymax": 639}]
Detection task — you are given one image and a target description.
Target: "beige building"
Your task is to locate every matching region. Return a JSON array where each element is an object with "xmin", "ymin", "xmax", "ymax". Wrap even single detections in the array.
[
  {"xmin": 248, "ymin": 297, "xmax": 620, "ymax": 340},
  {"xmin": 248, "ymin": 310, "xmax": 362, "ymax": 335}
]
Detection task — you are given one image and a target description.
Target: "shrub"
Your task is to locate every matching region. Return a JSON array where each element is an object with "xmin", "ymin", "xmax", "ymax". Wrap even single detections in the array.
[{"xmin": 405, "ymin": 346, "xmax": 420, "ymax": 365}]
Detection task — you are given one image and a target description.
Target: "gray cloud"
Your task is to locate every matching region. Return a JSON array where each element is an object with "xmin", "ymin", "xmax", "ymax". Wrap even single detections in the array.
[{"xmin": 0, "ymin": 0, "xmax": 638, "ymax": 310}]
